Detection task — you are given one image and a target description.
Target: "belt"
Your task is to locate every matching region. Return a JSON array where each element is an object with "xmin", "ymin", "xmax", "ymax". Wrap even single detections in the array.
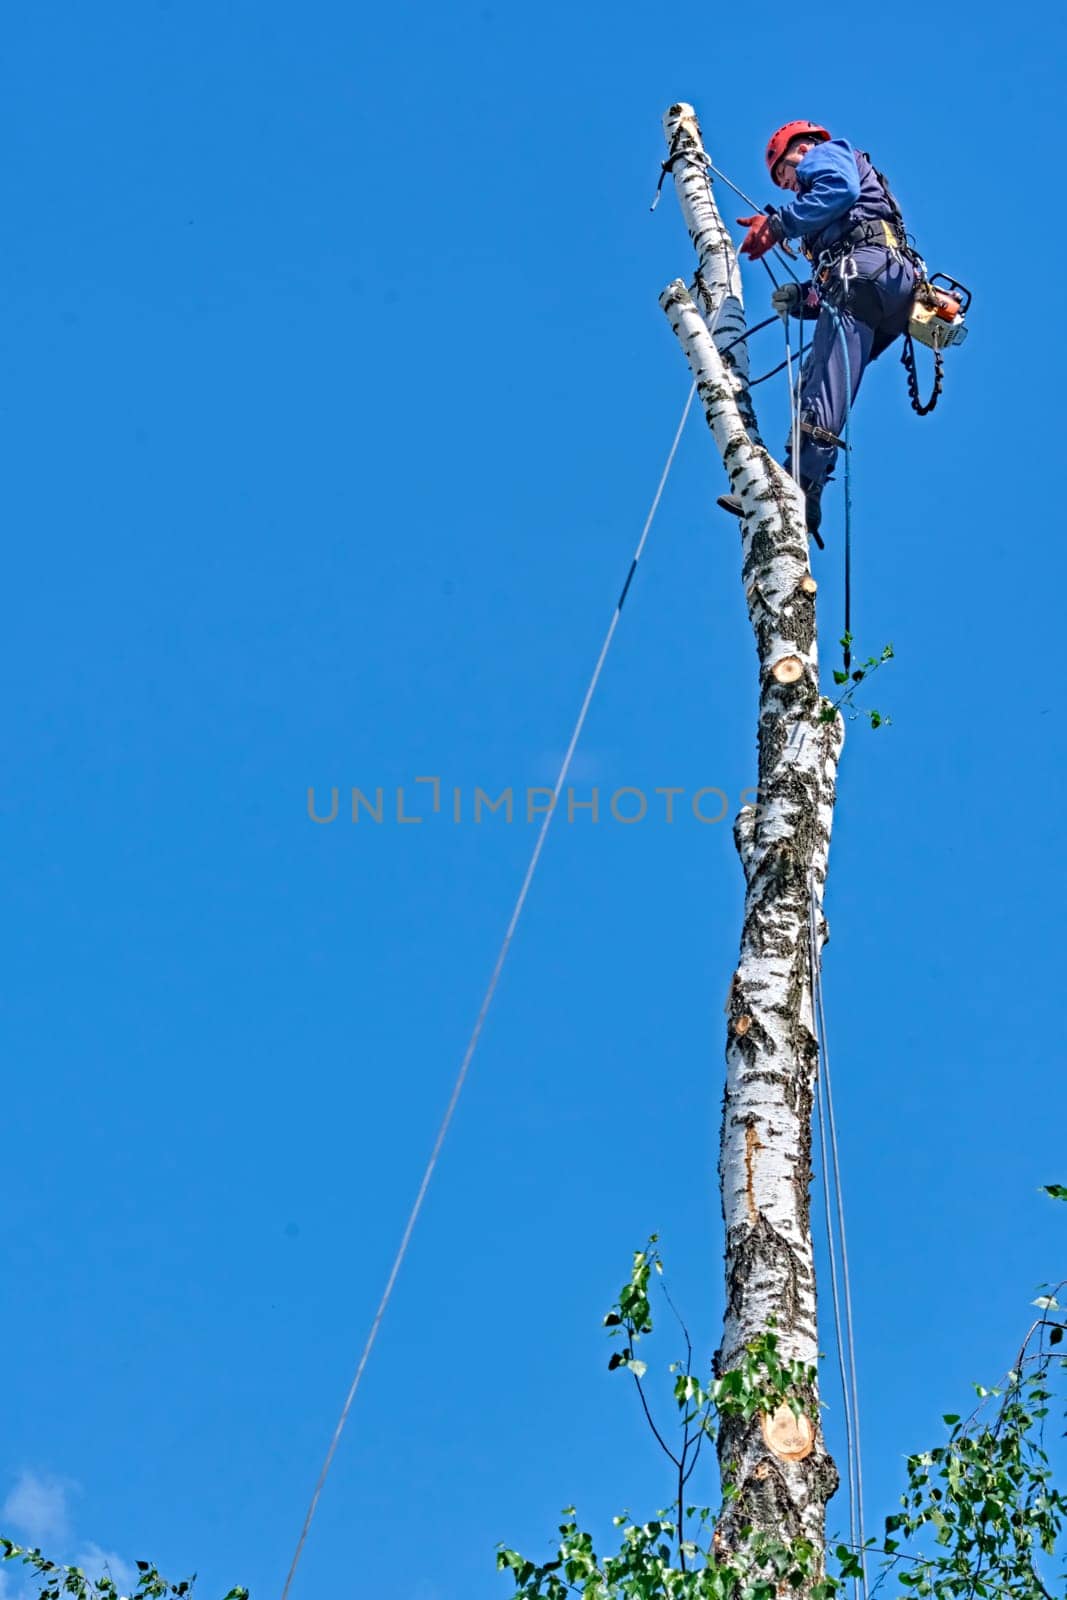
[{"xmin": 808, "ymin": 216, "xmax": 903, "ymax": 271}]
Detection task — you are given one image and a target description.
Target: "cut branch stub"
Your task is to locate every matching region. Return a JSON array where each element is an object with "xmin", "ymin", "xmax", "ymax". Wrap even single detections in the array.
[
  {"xmin": 760, "ymin": 1403, "xmax": 816, "ymax": 1462},
  {"xmin": 771, "ymin": 655, "xmax": 805, "ymax": 685}
]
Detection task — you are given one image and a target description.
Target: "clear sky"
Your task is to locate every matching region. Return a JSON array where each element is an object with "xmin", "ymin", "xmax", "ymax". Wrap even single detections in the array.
[{"xmin": 3, "ymin": 4, "xmax": 1065, "ymax": 1599}]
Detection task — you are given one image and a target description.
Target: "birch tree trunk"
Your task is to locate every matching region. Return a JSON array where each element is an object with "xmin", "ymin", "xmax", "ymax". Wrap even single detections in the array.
[{"xmin": 659, "ymin": 103, "xmax": 844, "ymax": 1569}]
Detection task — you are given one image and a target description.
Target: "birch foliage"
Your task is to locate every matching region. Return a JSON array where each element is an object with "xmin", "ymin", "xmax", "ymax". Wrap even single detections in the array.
[{"xmin": 499, "ymin": 1195, "xmax": 1067, "ymax": 1600}]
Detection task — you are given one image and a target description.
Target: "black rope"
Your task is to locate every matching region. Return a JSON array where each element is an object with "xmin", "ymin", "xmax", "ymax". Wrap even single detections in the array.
[
  {"xmin": 649, "ymin": 146, "xmax": 686, "ymax": 211},
  {"xmin": 616, "ymin": 558, "xmax": 639, "ymax": 610},
  {"xmin": 750, "ymin": 357, "xmax": 790, "ymax": 387},
  {"xmin": 718, "ymin": 314, "xmax": 777, "ymax": 356},
  {"xmin": 797, "ymin": 290, "xmax": 807, "ymax": 417},
  {"xmin": 833, "ymin": 317, "xmax": 855, "ymax": 672},
  {"xmin": 844, "ymin": 515, "xmax": 852, "ymax": 670}
]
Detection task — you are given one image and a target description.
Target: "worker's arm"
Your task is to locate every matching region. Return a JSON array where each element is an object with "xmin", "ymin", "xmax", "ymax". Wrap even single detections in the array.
[
  {"xmin": 771, "ymin": 282, "xmax": 821, "ymax": 321},
  {"xmin": 775, "ymin": 140, "xmax": 861, "ymax": 239}
]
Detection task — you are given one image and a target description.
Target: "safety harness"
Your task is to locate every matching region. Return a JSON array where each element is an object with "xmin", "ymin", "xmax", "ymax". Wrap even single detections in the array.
[
  {"xmin": 800, "ymin": 157, "xmax": 908, "ymax": 265},
  {"xmin": 799, "ymin": 157, "xmax": 969, "ymax": 416},
  {"xmin": 807, "ymin": 216, "xmax": 905, "ymax": 275},
  {"xmin": 651, "ymin": 137, "xmax": 972, "ymax": 681}
]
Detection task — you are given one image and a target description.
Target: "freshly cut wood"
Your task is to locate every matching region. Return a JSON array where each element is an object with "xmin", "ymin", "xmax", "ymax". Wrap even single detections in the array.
[
  {"xmin": 761, "ymin": 1404, "xmax": 816, "ymax": 1463},
  {"xmin": 772, "ymin": 655, "xmax": 805, "ymax": 684}
]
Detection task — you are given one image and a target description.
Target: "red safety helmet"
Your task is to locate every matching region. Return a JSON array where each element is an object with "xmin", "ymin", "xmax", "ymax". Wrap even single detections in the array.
[{"xmin": 765, "ymin": 121, "xmax": 831, "ymax": 186}]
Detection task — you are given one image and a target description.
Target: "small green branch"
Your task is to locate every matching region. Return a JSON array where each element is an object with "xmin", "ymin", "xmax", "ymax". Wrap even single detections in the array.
[
  {"xmin": 818, "ymin": 637, "xmax": 894, "ymax": 730},
  {"xmin": 0, "ymin": 1542, "xmax": 247, "ymax": 1600},
  {"xmin": 501, "ymin": 1210, "xmax": 1067, "ymax": 1600}
]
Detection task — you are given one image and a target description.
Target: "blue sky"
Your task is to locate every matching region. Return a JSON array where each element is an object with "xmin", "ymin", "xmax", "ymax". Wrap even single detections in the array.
[{"xmin": 3, "ymin": 3, "xmax": 1065, "ymax": 1598}]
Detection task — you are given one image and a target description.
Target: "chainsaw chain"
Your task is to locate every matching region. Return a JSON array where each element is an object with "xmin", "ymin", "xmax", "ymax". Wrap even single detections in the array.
[{"xmin": 901, "ymin": 332, "xmax": 943, "ymax": 416}]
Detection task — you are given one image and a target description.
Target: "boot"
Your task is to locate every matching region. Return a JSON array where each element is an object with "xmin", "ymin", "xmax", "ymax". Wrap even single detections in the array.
[
  {"xmin": 717, "ymin": 488, "xmax": 824, "ymax": 549},
  {"xmin": 803, "ymin": 481, "xmax": 825, "ymax": 550}
]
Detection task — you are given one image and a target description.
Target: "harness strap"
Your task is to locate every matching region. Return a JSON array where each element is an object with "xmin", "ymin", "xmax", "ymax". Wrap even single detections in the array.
[
  {"xmin": 808, "ymin": 216, "xmax": 903, "ymax": 270},
  {"xmin": 801, "ymin": 419, "xmax": 847, "ymax": 450}
]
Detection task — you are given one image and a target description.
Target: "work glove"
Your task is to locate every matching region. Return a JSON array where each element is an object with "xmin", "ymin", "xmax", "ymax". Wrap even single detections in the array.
[
  {"xmin": 737, "ymin": 211, "xmax": 784, "ymax": 261},
  {"xmin": 771, "ymin": 283, "xmax": 802, "ymax": 320}
]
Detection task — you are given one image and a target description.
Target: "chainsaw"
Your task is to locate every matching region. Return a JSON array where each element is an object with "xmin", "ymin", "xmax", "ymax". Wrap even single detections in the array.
[{"xmin": 909, "ymin": 273, "xmax": 971, "ymax": 350}]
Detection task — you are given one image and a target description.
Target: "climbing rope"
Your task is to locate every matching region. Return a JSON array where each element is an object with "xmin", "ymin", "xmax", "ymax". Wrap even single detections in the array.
[
  {"xmin": 278, "ymin": 377, "xmax": 703, "ymax": 1600},
  {"xmin": 833, "ymin": 316, "xmax": 855, "ymax": 671},
  {"xmin": 784, "ymin": 321, "xmax": 801, "ymax": 496},
  {"xmin": 808, "ymin": 882, "xmax": 869, "ymax": 1599},
  {"xmin": 782, "ymin": 301, "xmax": 856, "ymax": 665},
  {"xmin": 797, "ymin": 290, "xmax": 807, "ymax": 466}
]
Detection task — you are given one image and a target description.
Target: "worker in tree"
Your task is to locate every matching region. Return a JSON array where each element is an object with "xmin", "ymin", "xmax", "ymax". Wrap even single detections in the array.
[{"xmin": 717, "ymin": 121, "xmax": 918, "ymax": 545}]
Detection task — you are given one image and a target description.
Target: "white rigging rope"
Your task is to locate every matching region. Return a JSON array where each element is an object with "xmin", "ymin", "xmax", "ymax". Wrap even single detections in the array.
[
  {"xmin": 808, "ymin": 881, "xmax": 868, "ymax": 1598},
  {"xmin": 278, "ymin": 381, "xmax": 698, "ymax": 1600},
  {"xmin": 784, "ymin": 320, "xmax": 801, "ymax": 488}
]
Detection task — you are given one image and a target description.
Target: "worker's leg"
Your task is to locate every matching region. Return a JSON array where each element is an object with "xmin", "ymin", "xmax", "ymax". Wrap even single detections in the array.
[
  {"xmin": 789, "ymin": 303, "xmax": 875, "ymax": 492},
  {"xmin": 790, "ymin": 246, "xmax": 915, "ymax": 476},
  {"xmin": 866, "ymin": 251, "xmax": 919, "ymax": 360},
  {"xmin": 722, "ymin": 253, "xmax": 913, "ymax": 538}
]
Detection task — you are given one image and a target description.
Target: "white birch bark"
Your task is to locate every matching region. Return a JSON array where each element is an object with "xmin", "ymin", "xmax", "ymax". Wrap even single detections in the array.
[
  {"xmin": 659, "ymin": 103, "xmax": 844, "ymax": 1565},
  {"xmin": 661, "ymin": 103, "xmax": 757, "ymax": 437}
]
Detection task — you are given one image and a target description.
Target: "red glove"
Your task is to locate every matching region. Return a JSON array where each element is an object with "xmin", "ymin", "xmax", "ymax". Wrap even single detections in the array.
[{"xmin": 737, "ymin": 212, "xmax": 783, "ymax": 262}]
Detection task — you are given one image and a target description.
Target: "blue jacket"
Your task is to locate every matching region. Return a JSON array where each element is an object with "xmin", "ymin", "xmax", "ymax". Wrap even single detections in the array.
[{"xmin": 775, "ymin": 140, "xmax": 900, "ymax": 257}]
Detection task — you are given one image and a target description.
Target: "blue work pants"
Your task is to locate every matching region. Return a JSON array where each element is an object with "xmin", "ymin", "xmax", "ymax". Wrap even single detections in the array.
[{"xmin": 789, "ymin": 246, "xmax": 918, "ymax": 491}]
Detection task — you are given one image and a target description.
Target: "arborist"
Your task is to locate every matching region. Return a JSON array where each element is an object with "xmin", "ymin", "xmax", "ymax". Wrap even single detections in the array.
[{"xmin": 717, "ymin": 121, "xmax": 918, "ymax": 544}]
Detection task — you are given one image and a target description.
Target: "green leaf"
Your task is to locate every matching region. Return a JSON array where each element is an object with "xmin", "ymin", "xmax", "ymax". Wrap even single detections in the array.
[
  {"xmin": 832, "ymin": 670, "xmax": 849, "ymax": 684},
  {"xmin": 1032, "ymin": 1296, "xmax": 1059, "ymax": 1310},
  {"xmin": 1042, "ymin": 1183, "xmax": 1067, "ymax": 1200}
]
